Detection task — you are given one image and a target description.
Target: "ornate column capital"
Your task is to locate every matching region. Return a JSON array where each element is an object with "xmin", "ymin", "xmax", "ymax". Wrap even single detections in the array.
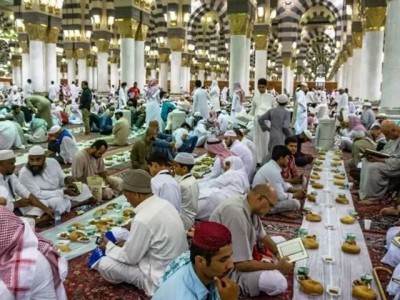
[
  {"xmin": 353, "ymin": 32, "xmax": 363, "ymax": 48},
  {"xmin": 65, "ymin": 49, "xmax": 76, "ymax": 59},
  {"xmin": 228, "ymin": 13, "xmax": 250, "ymax": 36},
  {"xmin": 44, "ymin": 27, "xmax": 60, "ymax": 43},
  {"xmin": 116, "ymin": 19, "xmax": 139, "ymax": 38},
  {"xmin": 94, "ymin": 39, "xmax": 111, "ymax": 53},
  {"xmin": 11, "ymin": 59, "xmax": 22, "ymax": 67},
  {"xmin": 135, "ymin": 23, "xmax": 148, "ymax": 41},
  {"xmin": 364, "ymin": 7, "xmax": 387, "ymax": 32},
  {"xmin": 19, "ymin": 41, "xmax": 29, "ymax": 53},
  {"xmin": 76, "ymin": 49, "xmax": 89, "ymax": 60},
  {"xmin": 282, "ymin": 57, "xmax": 291, "ymax": 67},
  {"xmin": 159, "ymin": 53, "xmax": 170, "ymax": 64},
  {"xmin": 254, "ymin": 35, "xmax": 268, "ymax": 50},
  {"xmin": 168, "ymin": 37, "xmax": 184, "ymax": 52},
  {"xmin": 25, "ymin": 23, "xmax": 47, "ymax": 41},
  {"xmin": 246, "ymin": 22, "xmax": 254, "ymax": 39},
  {"xmin": 109, "ymin": 55, "xmax": 119, "ymax": 64}
]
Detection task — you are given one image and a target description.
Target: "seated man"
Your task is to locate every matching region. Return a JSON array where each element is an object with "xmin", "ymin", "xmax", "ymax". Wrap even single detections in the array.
[
  {"xmin": 165, "ymin": 105, "xmax": 187, "ymax": 133},
  {"xmin": 99, "ymin": 107, "xmax": 115, "ymax": 135},
  {"xmin": 292, "ymin": 130, "xmax": 314, "ymax": 167},
  {"xmin": 253, "ymin": 146, "xmax": 305, "ymax": 214},
  {"xmin": 148, "ymin": 152, "xmax": 182, "ymax": 212},
  {"xmin": 96, "ymin": 169, "xmax": 188, "ymax": 296},
  {"xmin": 194, "ymin": 118, "xmax": 214, "ymax": 147},
  {"xmin": 131, "ymin": 127, "xmax": 157, "ymax": 171},
  {"xmin": 24, "ymin": 116, "xmax": 48, "ymax": 144},
  {"xmin": 0, "ymin": 115, "xmax": 25, "ymax": 150},
  {"xmin": 48, "ymin": 125, "xmax": 78, "ymax": 165},
  {"xmin": 19, "ymin": 146, "xmax": 93, "ymax": 214},
  {"xmin": 233, "ymin": 128, "xmax": 257, "ymax": 176},
  {"xmin": 149, "ymin": 120, "xmax": 176, "ymax": 160},
  {"xmin": 172, "ymin": 123, "xmax": 198, "ymax": 154},
  {"xmin": 10, "ymin": 104, "xmax": 25, "ymax": 127},
  {"xmin": 359, "ymin": 120, "xmax": 400, "ymax": 204},
  {"xmin": 72, "ymin": 140, "xmax": 123, "ymax": 200},
  {"xmin": 112, "ymin": 110, "xmax": 130, "ymax": 146},
  {"xmin": 0, "ymin": 149, "xmax": 53, "ymax": 224},
  {"xmin": 281, "ymin": 136, "xmax": 303, "ymax": 186},
  {"xmin": 153, "ymin": 221, "xmax": 239, "ymax": 300},
  {"xmin": 0, "ymin": 206, "xmax": 68, "ymax": 300},
  {"xmin": 224, "ymin": 130, "xmax": 255, "ymax": 180},
  {"xmin": 348, "ymin": 131, "xmax": 376, "ymax": 170},
  {"xmin": 210, "ymin": 184, "xmax": 292, "ymax": 297}
]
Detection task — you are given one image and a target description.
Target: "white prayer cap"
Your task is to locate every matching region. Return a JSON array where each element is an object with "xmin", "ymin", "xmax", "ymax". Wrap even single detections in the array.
[
  {"xmin": 363, "ymin": 102, "xmax": 372, "ymax": 107},
  {"xmin": 378, "ymin": 113, "xmax": 387, "ymax": 117},
  {"xmin": 0, "ymin": 114, "xmax": 5, "ymax": 120},
  {"xmin": 277, "ymin": 94, "xmax": 289, "ymax": 104},
  {"xmin": 115, "ymin": 109, "xmax": 123, "ymax": 114},
  {"xmin": 194, "ymin": 112, "xmax": 202, "ymax": 117},
  {"xmin": 12, "ymin": 85, "xmax": 18, "ymax": 92},
  {"xmin": 224, "ymin": 130, "xmax": 237, "ymax": 137},
  {"xmin": 174, "ymin": 153, "xmax": 195, "ymax": 165},
  {"xmin": 221, "ymin": 110, "xmax": 228, "ymax": 115},
  {"xmin": 0, "ymin": 150, "xmax": 15, "ymax": 161},
  {"xmin": 303, "ymin": 129, "xmax": 313, "ymax": 140},
  {"xmin": 28, "ymin": 145, "xmax": 45, "ymax": 156},
  {"xmin": 300, "ymin": 82, "xmax": 308, "ymax": 87},
  {"xmin": 354, "ymin": 131, "xmax": 365, "ymax": 139},
  {"xmin": 49, "ymin": 125, "xmax": 61, "ymax": 134}
]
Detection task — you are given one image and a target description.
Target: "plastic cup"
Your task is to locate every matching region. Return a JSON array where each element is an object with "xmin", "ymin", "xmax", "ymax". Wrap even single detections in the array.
[{"xmin": 364, "ymin": 219, "xmax": 372, "ymax": 230}]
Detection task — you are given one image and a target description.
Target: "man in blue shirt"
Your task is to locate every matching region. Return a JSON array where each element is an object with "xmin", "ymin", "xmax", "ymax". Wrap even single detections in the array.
[
  {"xmin": 153, "ymin": 221, "xmax": 239, "ymax": 300},
  {"xmin": 99, "ymin": 106, "xmax": 115, "ymax": 135}
]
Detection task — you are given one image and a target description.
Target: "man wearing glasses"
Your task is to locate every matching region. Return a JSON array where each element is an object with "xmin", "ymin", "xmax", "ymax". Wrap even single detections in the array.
[{"xmin": 210, "ymin": 183, "xmax": 293, "ymax": 298}]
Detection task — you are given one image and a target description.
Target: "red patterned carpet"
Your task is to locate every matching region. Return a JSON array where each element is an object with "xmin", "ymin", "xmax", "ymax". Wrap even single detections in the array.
[{"xmin": 34, "ymin": 137, "xmax": 393, "ymax": 299}]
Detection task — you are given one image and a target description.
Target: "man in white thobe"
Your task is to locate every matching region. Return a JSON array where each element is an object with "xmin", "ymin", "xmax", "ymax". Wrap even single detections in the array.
[
  {"xmin": 224, "ymin": 130, "xmax": 255, "ymax": 180},
  {"xmin": 19, "ymin": 146, "xmax": 93, "ymax": 214},
  {"xmin": 294, "ymin": 82, "xmax": 308, "ymax": 135},
  {"xmin": 193, "ymin": 118, "xmax": 214, "ymax": 147},
  {"xmin": 48, "ymin": 125, "xmax": 78, "ymax": 165},
  {"xmin": 23, "ymin": 79, "xmax": 34, "ymax": 98},
  {"xmin": 250, "ymin": 78, "xmax": 276, "ymax": 164},
  {"xmin": 118, "ymin": 82, "xmax": 128, "ymax": 109},
  {"xmin": 0, "ymin": 115, "xmax": 24, "ymax": 150},
  {"xmin": 96, "ymin": 169, "xmax": 188, "ymax": 296},
  {"xmin": 48, "ymin": 81, "xmax": 59, "ymax": 102},
  {"xmin": 217, "ymin": 110, "xmax": 234, "ymax": 135},
  {"xmin": 337, "ymin": 88, "xmax": 349, "ymax": 115},
  {"xmin": 192, "ymin": 80, "xmax": 210, "ymax": 119},
  {"xmin": 70, "ymin": 82, "xmax": 79, "ymax": 104}
]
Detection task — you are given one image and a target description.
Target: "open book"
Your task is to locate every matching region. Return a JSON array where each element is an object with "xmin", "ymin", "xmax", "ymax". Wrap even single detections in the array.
[
  {"xmin": 277, "ymin": 237, "xmax": 309, "ymax": 263},
  {"xmin": 392, "ymin": 236, "xmax": 400, "ymax": 248},
  {"xmin": 363, "ymin": 149, "xmax": 391, "ymax": 159}
]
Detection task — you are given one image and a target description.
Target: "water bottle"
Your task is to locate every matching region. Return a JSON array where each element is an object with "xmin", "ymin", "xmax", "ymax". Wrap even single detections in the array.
[{"xmin": 54, "ymin": 210, "xmax": 61, "ymax": 226}]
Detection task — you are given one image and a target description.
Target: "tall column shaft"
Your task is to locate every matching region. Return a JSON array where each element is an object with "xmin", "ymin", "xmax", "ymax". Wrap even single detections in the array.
[
  {"xmin": 67, "ymin": 59, "xmax": 75, "ymax": 84},
  {"xmin": 282, "ymin": 64, "xmax": 291, "ymax": 94},
  {"xmin": 255, "ymin": 50, "xmax": 267, "ymax": 84},
  {"xmin": 135, "ymin": 40, "xmax": 145, "ymax": 88},
  {"xmin": 77, "ymin": 59, "xmax": 87, "ymax": 86},
  {"xmin": 170, "ymin": 51, "xmax": 182, "ymax": 94},
  {"xmin": 244, "ymin": 38, "xmax": 251, "ymax": 95},
  {"xmin": 87, "ymin": 66, "xmax": 93, "ymax": 90},
  {"xmin": 45, "ymin": 43, "xmax": 57, "ymax": 85},
  {"xmin": 120, "ymin": 38, "xmax": 135, "ymax": 84},
  {"xmin": 159, "ymin": 63, "xmax": 168, "ymax": 90},
  {"xmin": 150, "ymin": 69, "xmax": 157, "ymax": 80},
  {"xmin": 351, "ymin": 48, "xmax": 362, "ymax": 99},
  {"xmin": 345, "ymin": 56, "xmax": 353, "ymax": 92},
  {"xmin": 97, "ymin": 52, "xmax": 109, "ymax": 92},
  {"xmin": 360, "ymin": 31, "xmax": 384, "ymax": 101},
  {"xmin": 93, "ymin": 66, "xmax": 98, "ymax": 91},
  {"xmin": 229, "ymin": 35, "xmax": 247, "ymax": 92},
  {"xmin": 381, "ymin": 0, "xmax": 400, "ymax": 108},
  {"xmin": 29, "ymin": 40, "xmax": 45, "ymax": 92},
  {"xmin": 21, "ymin": 53, "xmax": 30, "ymax": 86},
  {"xmin": 198, "ymin": 69, "xmax": 205, "ymax": 83},
  {"xmin": 110, "ymin": 63, "xmax": 118, "ymax": 88}
]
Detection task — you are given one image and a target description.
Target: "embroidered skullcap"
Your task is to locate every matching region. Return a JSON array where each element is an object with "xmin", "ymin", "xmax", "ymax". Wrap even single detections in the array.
[
  {"xmin": 122, "ymin": 169, "xmax": 152, "ymax": 194},
  {"xmin": 49, "ymin": 125, "xmax": 61, "ymax": 134},
  {"xmin": 277, "ymin": 94, "xmax": 289, "ymax": 104},
  {"xmin": 28, "ymin": 145, "xmax": 45, "ymax": 156},
  {"xmin": 193, "ymin": 221, "xmax": 232, "ymax": 251},
  {"xmin": 194, "ymin": 112, "xmax": 202, "ymax": 117},
  {"xmin": 303, "ymin": 129, "xmax": 313, "ymax": 140},
  {"xmin": 363, "ymin": 102, "xmax": 372, "ymax": 107},
  {"xmin": 174, "ymin": 153, "xmax": 195, "ymax": 165},
  {"xmin": 224, "ymin": 130, "xmax": 237, "ymax": 137},
  {"xmin": 0, "ymin": 150, "xmax": 15, "ymax": 161}
]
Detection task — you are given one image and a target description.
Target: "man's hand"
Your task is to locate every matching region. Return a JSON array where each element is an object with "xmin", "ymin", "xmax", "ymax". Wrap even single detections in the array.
[
  {"xmin": 293, "ymin": 189, "xmax": 306, "ymax": 200},
  {"xmin": 29, "ymin": 197, "xmax": 54, "ymax": 218},
  {"xmin": 99, "ymin": 235, "xmax": 109, "ymax": 251},
  {"xmin": 64, "ymin": 187, "xmax": 79, "ymax": 197},
  {"xmin": 275, "ymin": 257, "xmax": 293, "ymax": 275},
  {"xmin": 214, "ymin": 277, "xmax": 239, "ymax": 300},
  {"xmin": 64, "ymin": 176, "xmax": 75, "ymax": 186},
  {"xmin": 0, "ymin": 197, "xmax": 7, "ymax": 206},
  {"xmin": 366, "ymin": 155, "xmax": 385, "ymax": 163},
  {"xmin": 107, "ymin": 178, "xmax": 119, "ymax": 190}
]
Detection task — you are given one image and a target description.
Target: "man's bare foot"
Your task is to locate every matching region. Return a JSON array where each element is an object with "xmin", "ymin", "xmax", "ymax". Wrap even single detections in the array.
[
  {"xmin": 380, "ymin": 207, "xmax": 400, "ymax": 216},
  {"xmin": 34, "ymin": 214, "xmax": 53, "ymax": 226}
]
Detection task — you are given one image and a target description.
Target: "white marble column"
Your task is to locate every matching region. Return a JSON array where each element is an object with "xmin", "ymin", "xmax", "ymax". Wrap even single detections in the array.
[
  {"xmin": 150, "ymin": 69, "xmax": 157, "ymax": 80},
  {"xmin": 21, "ymin": 53, "xmax": 30, "ymax": 87},
  {"xmin": 97, "ymin": 52, "xmax": 109, "ymax": 92},
  {"xmin": 77, "ymin": 59, "xmax": 87, "ymax": 86},
  {"xmin": 255, "ymin": 50, "xmax": 267, "ymax": 84},
  {"xmin": 45, "ymin": 43, "xmax": 57, "ymax": 85},
  {"xmin": 381, "ymin": 0, "xmax": 400, "ymax": 108},
  {"xmin": 198, "ymin": 69, "xmax": 205, "ymax": 83},
  {"xmin": 93, "ymin": 66, "xmax": 98, "ymax": 91},
  {"xmin": 282, "ymin": 65, "xmax": 291, "ymax": 95},
  {"xmin": 67, "ymin": 59, "xmax": 75, "ymax": 84},
  {"xmin": 57, "ymin": 67, "xmax": 61, "ymax": 83},
  {"xmin": 159, "ymin": 62, "xmax": 168, "ymax": 91},
  {"xmin": 135, "ymin": 40, "xmax": 145, "ymax": 89},
  {"xmin": 244, "ymin": 38, "xmax": 251, "ymax": 96},
  {"xmin": 210, "ymin": 71, "xmax": 216, "ymax": 81},
  {"xmin": 337, "ymin": 67, "xmax": 344, "ymax": 88},
  {"xmin": 360, "ymin": 31, "xmax": 384, "ymax": 101},
  {"xmin": 87, "ymin": 66, "xmax": 93, "ymax": 90},
  {"xmin": 180, "ymin": 66, "xmax": 187, "ymax": 93},
  {"xmin": 345, "ymin": 56, "xmax": 353, "ymax": 92},
  {"xmin": 170, "ymin": 51, "xmax": 182, "ymax": 94},
  {"xmin": 110, "ymin": 62, "xmax": 118, "ymax": 88},
  {"xmin": 120, "ymin": 38, "xmax": 135, "ymax": 84},
  {"xmin": 29, "ymin": 40, "xmax": 45, "ymax": 92},
  {"xmin": 351, "ymin": 47, "xmax": 363, "ymax": 99},
  {"xmin": 229, "ymin": 35, "xmax": 247, "ymax": 93}
]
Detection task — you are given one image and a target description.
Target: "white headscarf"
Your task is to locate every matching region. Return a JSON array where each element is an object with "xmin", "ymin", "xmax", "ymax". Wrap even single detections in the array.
[{"xmin": 211, "ymin": 80, "xmax": 220, "ymax": 93}]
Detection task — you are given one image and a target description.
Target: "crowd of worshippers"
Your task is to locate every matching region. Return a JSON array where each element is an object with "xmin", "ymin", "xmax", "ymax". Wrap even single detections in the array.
[{"xmin": 3, "ymin": 75, "xmax": 400, "ymax": 299}]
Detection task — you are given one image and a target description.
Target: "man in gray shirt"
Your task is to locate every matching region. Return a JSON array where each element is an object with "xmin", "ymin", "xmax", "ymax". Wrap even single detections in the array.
[{"xmin": 210, "ymin": 183, "xmax": 293, "ymax": 297}]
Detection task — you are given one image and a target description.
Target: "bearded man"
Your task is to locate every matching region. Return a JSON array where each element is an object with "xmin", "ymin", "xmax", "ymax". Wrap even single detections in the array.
[{"xmin": 19, "ymin": 146, "xmax": 93, "ymax": 214}]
